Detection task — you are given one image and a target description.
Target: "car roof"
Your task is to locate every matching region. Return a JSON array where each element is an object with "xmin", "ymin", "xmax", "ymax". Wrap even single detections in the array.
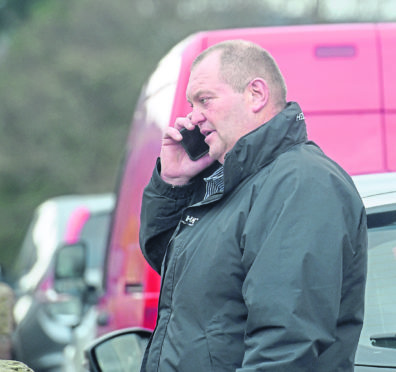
[{"xmin": 352, "ymin": 172, "xmax": 396, "ymax": 211}]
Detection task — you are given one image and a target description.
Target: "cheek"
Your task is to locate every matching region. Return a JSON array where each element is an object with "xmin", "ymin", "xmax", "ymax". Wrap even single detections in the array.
[
  {"xmin": 208, "ymin": 103, "xmax": 240, "ymax": 141},
  {"xmin": 216, "ymin": 128, "xmax": 236, "ymax": 154}
]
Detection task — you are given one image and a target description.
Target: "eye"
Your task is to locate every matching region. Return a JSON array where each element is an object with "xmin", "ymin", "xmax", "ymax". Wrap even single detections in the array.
[{"xmin": 199, "ymin": 97, "xmax": 210, "ymax": 105}]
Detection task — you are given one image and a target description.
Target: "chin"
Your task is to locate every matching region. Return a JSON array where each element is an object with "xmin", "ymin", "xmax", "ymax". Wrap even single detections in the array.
[
  {"xmin": 208, "ymin": 144, "xmax": 225, "ymax": 163},
  {"xmin": 208, "ymin": 150, "xmax": 219, "ymax": 162}
]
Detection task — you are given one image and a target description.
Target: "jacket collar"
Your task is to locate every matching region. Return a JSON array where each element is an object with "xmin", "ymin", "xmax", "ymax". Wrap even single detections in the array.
[{"xmin": 222, "ymin": 101, "xmax": 307, "ymax": 194}]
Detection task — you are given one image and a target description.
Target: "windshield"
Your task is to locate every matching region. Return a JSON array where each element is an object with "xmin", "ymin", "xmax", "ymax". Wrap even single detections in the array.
[{"xmin": 359, "ymin": 209, "xmax": 396, "ymax": 347}]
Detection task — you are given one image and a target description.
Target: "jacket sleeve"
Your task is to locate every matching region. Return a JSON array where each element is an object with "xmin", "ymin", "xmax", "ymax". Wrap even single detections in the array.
[
  {"xmin": 238, "ymin": 165, "xmax": 367, "ymax": 371},
  {"xmin": 139, "ymin": 159, "xmax": 197, "ymax": 273}
]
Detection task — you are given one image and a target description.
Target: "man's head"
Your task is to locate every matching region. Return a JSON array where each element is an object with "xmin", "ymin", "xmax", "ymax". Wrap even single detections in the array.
[
  {"xmin": 186, "ymin": 40, "xmax": 287, "ymax": 163},
  {"xmin": 192, "ymin": 40, "xmax": 287, "ymax": 108}
]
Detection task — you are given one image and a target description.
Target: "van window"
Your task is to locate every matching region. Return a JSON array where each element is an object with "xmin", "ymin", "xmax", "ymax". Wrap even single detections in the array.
[{"xmin": 80, "ymin": 212, "xmax": 112, "ymax": 269}]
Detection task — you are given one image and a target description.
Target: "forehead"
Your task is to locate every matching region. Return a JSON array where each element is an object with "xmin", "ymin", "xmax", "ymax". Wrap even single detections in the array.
[{"xmin": 186, "ymin": 52, "xmax": 223, "ymax": 99}]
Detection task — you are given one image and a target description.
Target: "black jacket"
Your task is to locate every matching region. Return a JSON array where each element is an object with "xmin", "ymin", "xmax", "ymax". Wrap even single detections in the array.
[{"xmin": 139, "ymin": 102, "xmax": 367, "ymax": 371}]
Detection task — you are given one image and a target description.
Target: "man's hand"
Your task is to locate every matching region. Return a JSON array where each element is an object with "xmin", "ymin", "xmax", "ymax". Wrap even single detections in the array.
[{"xmin": 160, "ymin": 116, "xmax": 214, "ymax": 186}]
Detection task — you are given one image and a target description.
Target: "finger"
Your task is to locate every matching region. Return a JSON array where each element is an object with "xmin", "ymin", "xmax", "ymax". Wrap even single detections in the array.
[
  {"xmin": 164, "ymin": 126, "xmax": 183, "ymax": 142},
  {"xmin": 198, "ymin": 153, "xmax": 215, "ymax": 168},
  {"xmin": 174, "ymin": 115, "xmax": 195, "ymax": 131}
]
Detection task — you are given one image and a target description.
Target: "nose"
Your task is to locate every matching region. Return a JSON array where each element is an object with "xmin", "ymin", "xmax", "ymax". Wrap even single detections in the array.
[{"xmin": 190, "ymin": 108, "xmax": 206, "ymax": 127}]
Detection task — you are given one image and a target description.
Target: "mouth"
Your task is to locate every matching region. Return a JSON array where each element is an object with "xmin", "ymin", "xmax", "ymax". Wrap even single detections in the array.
[{"xmin": 202, "ymin": 129, "xmax": 215, "ymax": 138}]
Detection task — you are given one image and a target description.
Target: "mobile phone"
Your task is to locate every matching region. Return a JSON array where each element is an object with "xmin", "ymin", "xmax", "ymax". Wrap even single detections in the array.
[{"xmin": 180, "ymin": 126, "xmax": 209, "ymax": 161}]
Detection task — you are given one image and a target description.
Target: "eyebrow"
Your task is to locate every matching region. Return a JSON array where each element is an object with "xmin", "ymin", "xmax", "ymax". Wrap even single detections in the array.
[{"xmin": 186, "ymin": 89, "xmax": 213, "ymax": 104}]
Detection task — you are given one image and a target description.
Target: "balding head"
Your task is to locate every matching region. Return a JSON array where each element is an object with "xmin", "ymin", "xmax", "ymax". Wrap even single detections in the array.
[{"xmin": 192, "ymin": 40, "xmax": 287, "ymax": 112}]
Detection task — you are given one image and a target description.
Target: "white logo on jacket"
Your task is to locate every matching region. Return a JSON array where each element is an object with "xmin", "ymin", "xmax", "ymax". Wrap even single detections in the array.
[{"xmin": 184, "ymin": 215, "xmax": 199, "ymax": 226}]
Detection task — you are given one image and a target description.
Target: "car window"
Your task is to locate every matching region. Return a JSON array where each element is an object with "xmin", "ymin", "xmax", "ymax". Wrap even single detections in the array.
[
  {"xmin": 359, "ymin": 209, "xmax": 396, "ymax": 347},
  {"xmin": 80, "ymin": 211, "xmax": 112, "ymax": 269}
]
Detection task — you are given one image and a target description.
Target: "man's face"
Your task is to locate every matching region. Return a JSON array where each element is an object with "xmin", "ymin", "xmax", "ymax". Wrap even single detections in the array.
[{"xmin": 186, "ymin": 52, "xmax": 252, "ymax": 164}]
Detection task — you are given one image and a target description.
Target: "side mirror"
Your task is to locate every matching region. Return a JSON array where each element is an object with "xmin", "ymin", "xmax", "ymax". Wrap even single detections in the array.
[
  {"xmin": 54, "ymin": 242, "xmax": 87, "ymax": 295},
  {"xmin": 85, "ymin": 328, "xmax": 151, "ymax": 372},
  {"xmin": 49, "ymin": 242, "xmax": 88, "ymax": 327}
]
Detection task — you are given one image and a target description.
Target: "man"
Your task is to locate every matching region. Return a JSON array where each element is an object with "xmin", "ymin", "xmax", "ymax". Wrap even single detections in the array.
[{"xmin": 139, "ymin": 40, "xmax": 367, "ymax": 371}]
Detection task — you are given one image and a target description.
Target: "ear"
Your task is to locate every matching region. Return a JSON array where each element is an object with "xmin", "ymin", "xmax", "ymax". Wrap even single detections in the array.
[{"xmin": 247, "ymin": 78, "xmax": 269, "ymax": 113}]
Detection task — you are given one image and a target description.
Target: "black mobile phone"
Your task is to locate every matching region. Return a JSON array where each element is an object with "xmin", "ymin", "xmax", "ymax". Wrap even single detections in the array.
[{"xmin": 180, "ymin": 126, "xmax": 209, "ymax": 161}]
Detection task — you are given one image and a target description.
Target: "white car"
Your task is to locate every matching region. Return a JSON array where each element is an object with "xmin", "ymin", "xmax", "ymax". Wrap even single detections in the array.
[
  {"xmin": 11, "ymin": 194, "xmax": 114, "ymax": 372},
  {"xmin": 354, "ymin": 172, "xmax": 396, "ymax": 371}
]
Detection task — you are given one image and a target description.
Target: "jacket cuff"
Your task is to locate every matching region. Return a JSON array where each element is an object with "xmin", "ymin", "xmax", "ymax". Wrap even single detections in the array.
[{"xmin": 150, "ymin": 158, "xmax": 197, "ymax": 199}]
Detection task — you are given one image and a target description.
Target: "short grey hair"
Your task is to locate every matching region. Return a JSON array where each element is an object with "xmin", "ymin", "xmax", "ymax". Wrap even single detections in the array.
[{"xmin": 192, "ymin": 40, "xmax": 287, "ymax": 108}]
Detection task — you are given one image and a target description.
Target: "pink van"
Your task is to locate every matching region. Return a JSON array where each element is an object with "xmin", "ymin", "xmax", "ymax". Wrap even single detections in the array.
[{"xmin": 97, "ymin": 23, "xmax": 396, "ymax": 336}]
